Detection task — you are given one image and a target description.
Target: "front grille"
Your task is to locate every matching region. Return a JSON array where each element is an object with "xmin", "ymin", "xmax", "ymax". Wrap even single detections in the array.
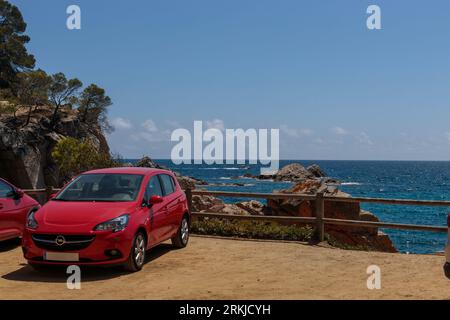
[{"xmin": 32, "ymin": 234, "xmax": 95, "ymax": 251}]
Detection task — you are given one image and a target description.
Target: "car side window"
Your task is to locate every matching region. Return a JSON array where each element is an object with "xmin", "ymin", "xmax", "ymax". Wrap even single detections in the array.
[
  {"xmin": 0, "ymin": 181, "xmax": 12, "ymax": 198},
  {"xmin": 160, "ymin": 174, "xmax": 175, "ymax": 195},
  {"xmin": 145, "ymin": 176, "xmax": 163, "ymax": 201}
]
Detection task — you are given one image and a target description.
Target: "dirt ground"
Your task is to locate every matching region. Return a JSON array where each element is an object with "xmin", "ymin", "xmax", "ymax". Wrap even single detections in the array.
[{"xmin": 0, "ymin": 235, "xmax": 449, "ymax": 300}]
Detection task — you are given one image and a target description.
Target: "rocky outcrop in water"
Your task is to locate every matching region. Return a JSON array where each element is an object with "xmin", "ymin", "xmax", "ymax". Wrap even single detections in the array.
[
  {"xmin": 134, "ymin": 156, "xmax": 162, "ymax": 169},
  {"xmin": 249, "ymin": 163, "xmax": 339, "ymax": 184},
  {"xmin": 0, "ymin": 106, "xmax": 109, "ymax": 189}
]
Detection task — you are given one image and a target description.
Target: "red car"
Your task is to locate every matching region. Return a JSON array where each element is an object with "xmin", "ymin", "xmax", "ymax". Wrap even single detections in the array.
[
  {"xmin": 0, "ymin": 178, "xmax": 40, "ymax": 242},
  {"xmin": 22, "ymin": 167, "xmax": 191, "ymax": 272}
]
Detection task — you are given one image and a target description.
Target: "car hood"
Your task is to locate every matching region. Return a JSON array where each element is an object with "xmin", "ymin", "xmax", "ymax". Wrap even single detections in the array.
[{"xmin": 35, "ymin": 200, "xmax": 138, "ymax": 230}]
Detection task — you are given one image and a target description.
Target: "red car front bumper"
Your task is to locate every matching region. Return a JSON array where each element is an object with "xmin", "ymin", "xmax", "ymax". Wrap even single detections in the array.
[{"xmin": 22, "ymin": 229, "xmax": 133, "ymax": 266}]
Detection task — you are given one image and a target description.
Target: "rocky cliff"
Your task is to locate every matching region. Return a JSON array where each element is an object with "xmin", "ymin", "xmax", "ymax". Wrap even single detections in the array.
[{"xmin": 0, "ymin": 106, "xmax": 109, "ymax": 189}]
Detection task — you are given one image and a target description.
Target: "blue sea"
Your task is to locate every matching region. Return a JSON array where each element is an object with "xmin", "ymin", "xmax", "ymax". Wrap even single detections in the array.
[{"xmin": 130, "ymin": 160, "xmax": 450, "ymax": 254}]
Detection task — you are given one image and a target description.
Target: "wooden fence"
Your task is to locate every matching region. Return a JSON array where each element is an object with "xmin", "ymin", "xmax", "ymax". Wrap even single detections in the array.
[
  {"xmin": 186, "ymin": 189, "xmax": 449, "ymax": 242},
  {"xmin": 25, "ymin": 187, "xmax": 449, "ymax": 242}
]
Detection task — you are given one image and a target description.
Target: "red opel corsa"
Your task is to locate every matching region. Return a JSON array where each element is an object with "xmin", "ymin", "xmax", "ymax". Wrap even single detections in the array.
[
  {"xmin": 0, "ymin": 178, "xmax": 40, "ymax": 242},
  {"xmin": 22, "ymin": 167, "xmax": 191, "ymax": 272}
]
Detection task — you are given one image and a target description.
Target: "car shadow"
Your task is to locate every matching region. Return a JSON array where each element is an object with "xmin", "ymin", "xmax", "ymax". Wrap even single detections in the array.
[
  {"xmin": 1, "ymin": 243, "xmax": 173, "ymax": 283},
  {"xmin": 0, "ymin": 238, "xmax": 21, "ymax": 252}
]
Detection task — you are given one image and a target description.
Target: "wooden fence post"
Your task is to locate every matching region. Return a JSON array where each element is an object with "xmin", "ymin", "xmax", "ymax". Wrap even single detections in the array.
[
  {"xmin": 186, "ymin": 188, "xmax": 193, "ymax": 213},
  {"xmin": 45, "ymin": 185, "xmax": 53, "ymax": 202},
  {"xmin": 315, "ymin": 191, "xmax": 325, "ymax": 242}
]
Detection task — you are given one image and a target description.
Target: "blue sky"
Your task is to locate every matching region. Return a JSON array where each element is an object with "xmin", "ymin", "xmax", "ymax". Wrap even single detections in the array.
[{"xmin": 11, "ymin": 0, "xmax": 450, "ymax": 160}]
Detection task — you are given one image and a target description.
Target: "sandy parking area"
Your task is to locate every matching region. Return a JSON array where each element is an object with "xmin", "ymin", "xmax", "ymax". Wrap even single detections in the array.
[{"xmin": 0, "ymin": 235, "xmax": 449, "ymax": 299}]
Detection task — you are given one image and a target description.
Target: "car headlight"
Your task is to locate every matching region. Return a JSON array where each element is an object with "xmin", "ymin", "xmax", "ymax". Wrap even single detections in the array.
[
  {"xmin": 94, "ymin": 214, "xmax": 129, "ymax": 232},
  {"xmin": 26, "ymin": 211, "xmax": 38, "ymax": 230}
]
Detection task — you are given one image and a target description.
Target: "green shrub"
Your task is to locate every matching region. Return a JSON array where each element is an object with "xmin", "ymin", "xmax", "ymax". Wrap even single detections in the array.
[
  {"xmin": 52, "ymin": 137, "xmax": 121, "ymax": 182},
  {"xmin": 191, "ymin": 218, "xmax": 314, "ymax": 242},
  {"xmin": 325, "ymin": 234, "xmax": 373, "ymax": 251}
]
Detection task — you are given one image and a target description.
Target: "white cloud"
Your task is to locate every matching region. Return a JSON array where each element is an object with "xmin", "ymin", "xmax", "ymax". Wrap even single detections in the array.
[
  {"xmin": 206, "ymin": 119, "xmax": 225, "ymax": 131},
  {"xmin": 331, "ymin": 126, "xmax": 348, "ymax": 136},
  {"xmin": 314, "ymin": 137, "xmax": 325, "ymax": 144},
  {"xmin": 445, "ymin": 132, "xmax": 450, "ymax": 142},
  {"xmin": 142, "ymin": 119, "xmax": 158, "ymax": 132},
  {"xmin": 165, "ymin": 120, "xmax": 181, "ymax": 128},
  {"xmin": 111, "ymin": 117, "xmax": 132, "ymax": 130},
  {"xmin": 358, "ymin": 132, "xmax": 374, "ymax": 145},
  {"xmin": 130, "ymin": 129, "xmax": 171, "ymax": 143},
  {"xmin": 280, "ymin": 125, "xmax": 313, "ymax": 138}
]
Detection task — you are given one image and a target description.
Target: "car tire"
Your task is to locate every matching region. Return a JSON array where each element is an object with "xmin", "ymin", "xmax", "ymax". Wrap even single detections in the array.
[
  {"xmin": 124, "ymin": 232, "xmax": 146, "ymax": 272},
  {"xmin": 444, "ymin": 263, "xmax": 450, "ymax": 279},
  {"xmin": 171, "ymin": 216, "xmax": 190, "ymax": 248}
]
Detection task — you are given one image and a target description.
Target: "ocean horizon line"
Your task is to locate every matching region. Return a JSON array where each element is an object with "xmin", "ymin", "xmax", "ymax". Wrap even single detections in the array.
[{"xmin": 122, "ymin": 158, "xmax": 450, "ymax": 163}]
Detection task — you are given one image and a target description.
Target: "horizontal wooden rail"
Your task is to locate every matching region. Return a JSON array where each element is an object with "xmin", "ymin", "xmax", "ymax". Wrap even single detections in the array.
[
  {"xmin": 325, "ymin": 196, "xmax": 450, "ymax": 207},
  {"xmin": 192, "ymin": 212, "xmax": 447, "ymax": 233},
  {"xmin": 192, "ymin": 212, "xmax": 317, "ymax": 224},
  {"xmin": 323, "ymin": 218, "xmax": 447, "ymax": 233},
  {"xmin": 23, "ymin": 188, "xmax": 61, "ymax": 194},
  {"xmin": 191, "ymin": 190, "xmax": 317, "ymax": 201},
  {"xmin": 192, "ymin": 189, "xmax": 450, "ymax": 207}
]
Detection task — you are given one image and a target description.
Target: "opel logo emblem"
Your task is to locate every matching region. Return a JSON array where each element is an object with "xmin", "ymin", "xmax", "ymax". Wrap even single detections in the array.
[{"xmin": 55, "ymin": 235, "xmax": 66, "ymax": 246}]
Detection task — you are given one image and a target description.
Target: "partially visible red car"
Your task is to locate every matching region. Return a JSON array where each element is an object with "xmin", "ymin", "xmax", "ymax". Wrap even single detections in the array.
[
  {"xmin": 22, "ymin": 167, "xmax": 191, "ymax": 272},
  {"xmin": 0, "ymin": 178, "xmax": 40, "ymax": 242}
]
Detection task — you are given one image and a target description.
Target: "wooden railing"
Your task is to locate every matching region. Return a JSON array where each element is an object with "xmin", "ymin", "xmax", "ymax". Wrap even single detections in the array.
[
  {"xmin": 186, "ymin": 189, "xmax": 449, "ymax": 242},
  {"xmin": 25, "ymin": 188, "xmax": 449, "ymax": 243}
]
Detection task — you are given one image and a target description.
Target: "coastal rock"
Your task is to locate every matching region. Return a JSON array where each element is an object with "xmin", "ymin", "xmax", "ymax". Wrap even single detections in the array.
[
  {"xmin": 235, "ymin": 200, "xmax": 265, "ymax": 216},
  {"xmin": 218, "ymin": 204, "xmax": 250, "ymax": 215},
  {"xmin": 191, "ymin": 195, "xmax": 265, "ymax": 216},
  {"xmin": 267, "ymin": 180, "xmax": 397, "ymax": 252},
  {"xmin": 306, "ymin": 164, "xmax": 327, "ymax": 178},
  {"xmin": 250, "ymin": 163, "xmax": 333, "ymax": 183},
  {"xmin": 0, "ymin": 106, "xmax": 109, "ymax": 189},
  {"xmin": 272, "ymin": 163, "xmax": 314, "ymax": 182},
  {"xmin": 176, "ymin": 175, "xmax": 208, "ymax": 190},
  {"xmin": 192, "ymin": 195, "xmax": 224, "ymax": 212},
  {"xmin": 134, "ymin": 156, "xmax": 162, "ymax": 169}
]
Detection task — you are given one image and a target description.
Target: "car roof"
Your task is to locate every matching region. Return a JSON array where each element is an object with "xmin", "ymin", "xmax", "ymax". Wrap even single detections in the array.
[{"xmin": 83, "ymin": 167, "xmax": 172, "ymax": 176}]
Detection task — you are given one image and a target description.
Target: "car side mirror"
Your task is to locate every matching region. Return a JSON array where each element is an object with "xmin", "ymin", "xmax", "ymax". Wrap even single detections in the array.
[
  {"xmin": 149, "ymin": 195, "xmax": 164, "ymax": 206},
  {"xmin": 48, "ymin": 193, "xmax": 57, "ymax": 200}
]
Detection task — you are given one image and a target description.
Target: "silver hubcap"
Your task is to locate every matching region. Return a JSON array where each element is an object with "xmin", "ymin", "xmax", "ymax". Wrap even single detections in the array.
[
  {"xmin": 134, "ymin": 235, "xmax": 145, "ymax": 266},
  {"xmin": 181, "ymin": 219, "xmax": 189, "ymax": 244}
]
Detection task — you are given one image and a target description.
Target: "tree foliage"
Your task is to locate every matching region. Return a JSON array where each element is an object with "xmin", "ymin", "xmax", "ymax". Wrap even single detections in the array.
[
  {"xmin": 0, "ymin": 0, "xmax": 35, "ymax": 91},
  {"xmin": 14, "ymin": 69, "xmax": 50, "ymax": 125},
  {"xmin": 77, "ymin": 84, "xmax": 113, "ymax": 132},
  {"xmin": 48, "ymin": 72, "xmax": 82, "ymax": 126},
  {"xmin": 52, "ymin": 137, "xmax": 120, "ymax": 181}
]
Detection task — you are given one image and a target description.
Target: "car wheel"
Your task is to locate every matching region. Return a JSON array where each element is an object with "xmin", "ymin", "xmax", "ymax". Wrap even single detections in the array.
[
  {"xmin": 124, "ymin": 232, "xmax": 146, "ymax": 272},
  {"xmin": 172, "ymin": 216, "xmax": 190, "ymax": 248}
]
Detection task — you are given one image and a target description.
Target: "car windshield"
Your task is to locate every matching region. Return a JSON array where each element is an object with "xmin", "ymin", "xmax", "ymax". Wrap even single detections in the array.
[{"xmin": 55, "ymin": 173, "xmax": 144, "ymax": 202}]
